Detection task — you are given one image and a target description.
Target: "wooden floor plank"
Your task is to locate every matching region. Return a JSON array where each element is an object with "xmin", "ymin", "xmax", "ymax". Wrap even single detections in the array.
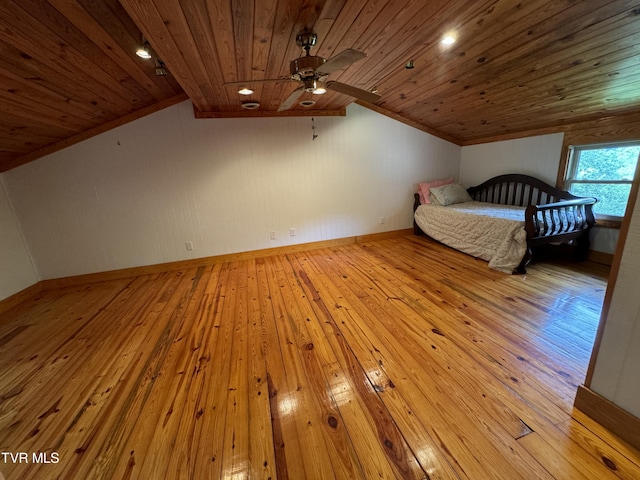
[
  {"xmin": 0, "ymin": 235, "xmax": 637, "ymax": 479},
  {"xmin": 246, "ymin": 259, "xmax": 278, "ymax": 480},
  {"xmin": 255, "ymin": 257, "xmax": 307, "ymax": 479}
]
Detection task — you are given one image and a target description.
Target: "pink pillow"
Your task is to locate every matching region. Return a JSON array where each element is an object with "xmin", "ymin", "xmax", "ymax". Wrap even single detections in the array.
[{"xmin": 418, "ymin": 177, "xmax": 454, "ymax": 204}]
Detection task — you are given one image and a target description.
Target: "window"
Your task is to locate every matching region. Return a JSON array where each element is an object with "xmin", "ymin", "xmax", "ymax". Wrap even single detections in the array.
[{"xmin": 565, "ymin": 142, "xmax": 640, "ymax": 220}]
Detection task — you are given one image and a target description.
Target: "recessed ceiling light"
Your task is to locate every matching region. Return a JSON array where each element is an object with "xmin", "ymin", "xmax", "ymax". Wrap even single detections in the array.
[
  {"xmin": 441, "ymin": 34, "xmax": 456, "ymax": 46},
  {"xmin": 299, "ymin": 100, "xmax": 316, "ymax": 107},
  {"xmin": 238, "ymin": 87, "xmax": 253, "ymax": 95},
  {"xmin": 241, "ymin": 101, "xmax": 260, "ymax": 110}
]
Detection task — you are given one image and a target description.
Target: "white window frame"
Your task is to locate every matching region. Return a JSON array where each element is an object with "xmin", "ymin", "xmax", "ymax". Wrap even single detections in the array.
[{"xmin": 564, "ymin": 141, "xmax": 640, "ymax": 221}]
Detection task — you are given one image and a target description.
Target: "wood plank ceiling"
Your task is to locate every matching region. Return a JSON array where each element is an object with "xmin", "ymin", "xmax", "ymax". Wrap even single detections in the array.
[{"xmin": 1, "ymin": 0, "xmax": 640, "ymax": 172}]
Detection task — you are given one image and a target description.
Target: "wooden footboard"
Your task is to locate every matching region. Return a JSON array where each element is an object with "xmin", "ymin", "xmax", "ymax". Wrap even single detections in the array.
[{"xmin": 525, "ymin": 198, "xmax": 596, "ymax": 245}]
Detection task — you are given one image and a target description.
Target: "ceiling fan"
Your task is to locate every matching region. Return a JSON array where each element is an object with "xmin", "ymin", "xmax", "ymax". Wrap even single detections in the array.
[{"xmin": 227, "ymin": 32, "xmax": 381, "ymax": 111}]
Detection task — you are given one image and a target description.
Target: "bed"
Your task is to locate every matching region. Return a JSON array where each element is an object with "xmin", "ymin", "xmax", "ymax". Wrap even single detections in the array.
[{"xmin": 413, "ymin": 174, "xmax": 597, "ymax": 273}]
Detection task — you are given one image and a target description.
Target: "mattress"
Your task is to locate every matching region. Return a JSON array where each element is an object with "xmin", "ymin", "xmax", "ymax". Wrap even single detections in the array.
[{"xmin": 414, "ymin": 201, "xmax": 528, "ymax": 273}]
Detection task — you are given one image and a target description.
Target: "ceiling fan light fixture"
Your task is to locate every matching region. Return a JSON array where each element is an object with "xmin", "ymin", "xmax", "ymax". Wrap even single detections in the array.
[
  {"xmin": 136, "ymin": 42, "xmax": 152, "ymax": 59},
  {"xmin": 303, "ymin": 78, "xmax": 317, "ymax": 93},
  {"xmin": 312, "ymin": 84, "xmax": 327, "ymax": 94},
  {"xmin": 238, "ymin": 87, "xmax": 253, "ymax": 95}
]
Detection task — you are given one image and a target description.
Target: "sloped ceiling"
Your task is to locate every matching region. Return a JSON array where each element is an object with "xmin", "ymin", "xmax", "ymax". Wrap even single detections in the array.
[{"xmin": 1, "ymin": 0, "xmax": 640, "ymax": 172}]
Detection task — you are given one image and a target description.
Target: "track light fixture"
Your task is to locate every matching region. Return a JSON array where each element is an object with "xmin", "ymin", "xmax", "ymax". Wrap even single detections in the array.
[
  {"xmin": 136, "ymin": 41, "xmax": 152, "ymax": 59},
  {"xmin": 155, "ymin": 59, "xmax": 168, "ymax": 76}
]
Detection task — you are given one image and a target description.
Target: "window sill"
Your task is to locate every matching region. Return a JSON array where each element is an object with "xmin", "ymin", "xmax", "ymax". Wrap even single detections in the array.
[{"xmin": 595, "ymin": 218, "xmax": 622, "ymax": 229}]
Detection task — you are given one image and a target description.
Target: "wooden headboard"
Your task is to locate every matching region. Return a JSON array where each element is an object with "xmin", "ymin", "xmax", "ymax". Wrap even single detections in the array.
[{"xmin": 466, "ymin": 174, "xmax": 585, "ymax": 207}]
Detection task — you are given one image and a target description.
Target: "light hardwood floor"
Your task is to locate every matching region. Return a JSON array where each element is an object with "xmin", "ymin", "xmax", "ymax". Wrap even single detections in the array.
[{"xmin": 1, "ymin": 235, "xmax": 638, "ymax": 479}]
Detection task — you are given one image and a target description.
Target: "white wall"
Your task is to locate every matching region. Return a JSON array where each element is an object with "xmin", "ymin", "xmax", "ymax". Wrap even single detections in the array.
[
  {"xmin": 0, "ymin": 176, "xmax": 39, "ymax": 300},
  {"xmin": 3, "ymin": 102, "xmax": 460, "ymax": 280},
  {"xmin": 589, "ymin": 183, "xmax": 640, "ymax": 418},
  {"xmin": 460, "ymin": 133, "xmax": 564, "ymax": 186}
]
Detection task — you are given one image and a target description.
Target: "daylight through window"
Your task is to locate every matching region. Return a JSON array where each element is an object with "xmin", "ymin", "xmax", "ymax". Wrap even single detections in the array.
[{"xmin": 565, "ymin": 142, "xmax": 640, "ymax": 220}]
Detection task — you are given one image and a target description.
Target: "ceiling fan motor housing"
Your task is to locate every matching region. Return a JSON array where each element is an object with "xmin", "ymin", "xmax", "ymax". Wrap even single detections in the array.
[{"xmin": 290, "ymin": 55, "xmax": 326, "ymax": 81}]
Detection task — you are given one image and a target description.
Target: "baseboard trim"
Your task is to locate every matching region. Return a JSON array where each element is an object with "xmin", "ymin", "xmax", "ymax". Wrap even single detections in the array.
[
  {"xmin": 587, "ymin": 250, "xmax": 614, "ymax": 266},
  {"xmin": 0, "ymin": 282, "xmax": 45, "ymax": 315},
  {"xmin": 39, "ymin": 228, "xmax": 413, "ymax": 290},
  {"xmin": 574, "ymin": 385, "xmax": 640, "ymax": 450}
]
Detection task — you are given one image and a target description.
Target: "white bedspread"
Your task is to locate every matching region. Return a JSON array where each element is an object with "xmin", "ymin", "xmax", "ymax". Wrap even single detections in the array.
[{"xmin": 414, "ymin": 201, "xmax": 528, "ymax": 273}]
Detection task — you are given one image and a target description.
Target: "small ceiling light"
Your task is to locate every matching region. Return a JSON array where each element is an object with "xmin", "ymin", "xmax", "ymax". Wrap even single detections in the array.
[
  {"xmin": 136, "ymin": 42, "xmax": 152, "ymax": 59},
  {"xmin": 441, "ymin": 34, "xmax": 456, "ymax": 46},
  {"xmin": 238, "ymin": 87, "xmax": 254, "ymax": 95},
  {"xmin": 404, "ymin": 60, "xmax": 415, "ymax": 69},
  {"xmin": 241, "ymin": 101, "xmax": 260, "ymax": 110},
  {"xmin": 299, "ymin": 100, "xmax": 316, "ymax": 107}
]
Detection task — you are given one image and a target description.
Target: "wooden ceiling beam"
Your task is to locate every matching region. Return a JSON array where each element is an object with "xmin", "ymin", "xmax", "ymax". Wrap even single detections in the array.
[{"xmin": 194, "ymin": 106, "xmax": 346, "ymax": 118}]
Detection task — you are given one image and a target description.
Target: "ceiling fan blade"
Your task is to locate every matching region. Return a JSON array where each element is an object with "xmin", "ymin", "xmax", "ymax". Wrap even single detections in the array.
[
  {"xmin": 325, "ymin": 81, "xmax": 381, "ymax": 103},
  {"xmin": 278, "ymin": 87, "xmax": 304, "ymax": 111},
  {"xmin": 224, "ymin": 78, "xmax": 291, "ymax": 86},
  {"xmin": 316, "ymin": 49, "xmax": 366, "ymax": 75}
]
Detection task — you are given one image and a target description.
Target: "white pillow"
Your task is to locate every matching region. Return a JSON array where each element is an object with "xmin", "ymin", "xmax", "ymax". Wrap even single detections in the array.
[{"xmin": 429, "ymin": 183, "xmax": 472, "ymax": 206}]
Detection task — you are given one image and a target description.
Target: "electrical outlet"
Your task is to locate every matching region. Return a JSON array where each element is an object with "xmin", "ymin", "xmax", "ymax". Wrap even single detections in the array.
[
  {"xmin": 185, "ymin": 241, "xmax": 194, "ymax": 251},
  {"xmin": 379, "ymin": 216, "xmax": 385, "ymax": 224},
  {"xmin": 290, "ymin": 228, "xmax": 296, "ymax": 236},
  {"xmin": 270, "ymin": 231, "xmax": 276, "ymax": 240}
]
